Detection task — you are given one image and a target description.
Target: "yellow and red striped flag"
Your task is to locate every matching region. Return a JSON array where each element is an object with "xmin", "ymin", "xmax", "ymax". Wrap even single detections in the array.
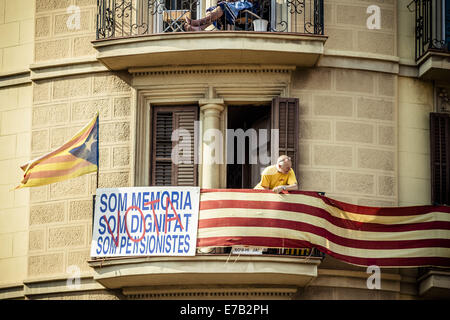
[
  {"xmin": 197, "ymin": 189, "xmax": 450, "ymax": 267},
  {"xmin": 17, "ymin": 113, "xmax": 99, "ymax": 189}
]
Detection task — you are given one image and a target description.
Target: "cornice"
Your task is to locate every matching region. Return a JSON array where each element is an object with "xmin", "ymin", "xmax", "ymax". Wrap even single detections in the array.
[
  {"xmin": 0, "ymin": 51, "xmax": 429, "ymax": 85},
  {"xmin": 0, "ymin": 70, "xmax": 31, "ymax": 88},
  {"xmin": 129, "ymin": 64, "xmax": 296, "ymax": 77},
  {"xmin": 124, "ymin": 286, "xmax": 298, "ymax": 299},
  {"xmin": 29, "ymin": 57, "xmax": 109, "ymax": 81}
]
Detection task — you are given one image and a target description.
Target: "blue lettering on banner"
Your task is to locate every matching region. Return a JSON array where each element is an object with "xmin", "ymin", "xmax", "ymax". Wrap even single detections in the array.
[
  {"xmin": 132, "ymin": 192, "xmax": 141, "ymax": 208},
  {"xmin": 92, "ymin": 188, "xmax": 199, "ymax": 257},
  {"xmin": 142, "ymin": 192, "xmax": 150, "ymax": 210},
  {"xmin": 184, "ymin": 192, "xmax": 192, "ymax": 210},
  {"xmin": 100, "ymin": 194, "xmax": 107, "ymax": 213},
  {"xmin": 184, "ymin": 235, "xmax": 190, "ymax": 253},
  {"xmin": 118, "ymin": 193, "xmax": 127, "ymax": 212},
  {"xmin": 95, "ymin": 233, "xmax": 198, "ymax": 256}
]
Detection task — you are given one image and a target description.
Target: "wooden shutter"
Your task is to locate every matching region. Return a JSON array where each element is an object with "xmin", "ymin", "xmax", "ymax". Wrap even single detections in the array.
[
  {"xmin": 152, "ymin": 109, "xmax": 173, "ymax": 186},
  {"xmin": 446, "ymin": 0, "xmax": 450, "ymax": 50},
  {"xmin": 151, "ymin": 106, "xmax": 198, "ymax": 186},
  {"xmin": 173, "ymin": 107, "xmax": 198, "ymax": 186},
  {"xmin": 271, "ymin": 97, "xmax": 299, "ymax": 172},
  {"xmin": 430, "ymin": 112, "xmax": 450, "ymax": 205}
]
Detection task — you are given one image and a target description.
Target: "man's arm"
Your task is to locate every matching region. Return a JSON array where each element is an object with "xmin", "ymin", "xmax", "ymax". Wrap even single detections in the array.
[
  {"xmin": 272, "ymin": 183, "xmax": 297, "ymax": 193},
  {"xmin": 285, "ymin": 183, "xmax": 298, "ymax": 191}
]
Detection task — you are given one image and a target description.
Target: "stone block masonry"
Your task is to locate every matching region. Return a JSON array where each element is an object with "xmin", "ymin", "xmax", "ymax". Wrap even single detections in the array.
[
  {"xmin": 292, "ymin": 67, "xmax": 397, "ymax": 206},
  {"xmin": 34, "ymin": 0, "xmax": 97, "ymax": 62},
  {"xmin": 28, "ymin": 72, "xmax": 132, "ymax": 280},
  {"xmin": 324, "ymin": 0, "xmax": 396, "ymax": 56},
  {"xmin": 0, "ymin": 83, "xmax": 32, "ymax": 286}
]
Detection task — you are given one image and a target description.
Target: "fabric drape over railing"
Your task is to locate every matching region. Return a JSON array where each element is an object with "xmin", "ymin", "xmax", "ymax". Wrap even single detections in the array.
[{"xmin": 197, "ymin": 189, "xmax": 450, "ymax": 267}]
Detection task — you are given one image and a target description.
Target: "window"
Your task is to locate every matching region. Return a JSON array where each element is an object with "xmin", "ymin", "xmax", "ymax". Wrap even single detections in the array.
[
  {"xmin": 226, "ymin": 97, "xmax": 299, "ymax": 189},
  {"xmin": 430, "ymin": 112, "xmax": 450, "ymax": 205},
  {"xmin": 151, "ymin": 106, "xmax": 198, "ymax": 186}
]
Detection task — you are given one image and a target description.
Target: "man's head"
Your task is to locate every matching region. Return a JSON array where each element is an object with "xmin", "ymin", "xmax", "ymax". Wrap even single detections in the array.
[{"xmin": 276, "ymin": 155, "xmax": 292, "ymax": 174}]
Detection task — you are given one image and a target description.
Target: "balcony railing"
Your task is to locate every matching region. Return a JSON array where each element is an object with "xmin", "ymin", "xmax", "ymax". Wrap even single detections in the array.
[
  {"xmin": 414, "ymin": 0, "xmax": 450, "ymax": 60},
  {"xmin": 96, "ymin": 0, "xmax": 324, "ymax": 40}
]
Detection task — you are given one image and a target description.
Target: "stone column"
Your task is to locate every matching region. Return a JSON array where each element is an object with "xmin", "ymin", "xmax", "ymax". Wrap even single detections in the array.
[{"xmin": 199, "ymin": 99, "xmax": 224, "ymax": 189}]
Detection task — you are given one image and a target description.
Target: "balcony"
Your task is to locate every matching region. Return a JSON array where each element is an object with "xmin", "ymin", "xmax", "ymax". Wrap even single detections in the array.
[
  {"xmin": 87, "ymin": 188, "xmax": 325, "ymax": 294},
  {"xmin": 414, "ymin": 0, "xmax": 450, "ymax": 80},
  {"xmin": 418, "ymin": 268, "xmax": 450, "ymax": 299},
  {"xmin": 88, "ymin": 253, "xmax": 323, "ymax": 293},
  {"xmin": 93, "ymin": 0, "xmax": 327, "ymax": 70}
]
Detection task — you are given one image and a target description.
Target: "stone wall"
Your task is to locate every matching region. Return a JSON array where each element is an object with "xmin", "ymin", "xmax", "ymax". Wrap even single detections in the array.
[
  {"xmin": 28, "ymin": 72, "xmax": 132, "ymax": 280},
  {"xmin": 25, "ymin": 0, "xmax": 135, "ymax": 286},
  {"xmin": 398, "ymin": 76, "xmax": 433, "ymax": 206},
  {"xmin": 0, "ymin": 0, "xmax": 34, "ymax": 287},
  {"xmin": 28, "ymin": 289, "xmax": 121, "ymax": 300},
  {"xmin": 34, "ymin": 0, "xmax": 97, "ymax": 62},
  {"xmin": 0, "ymin": 85, "xmax": 32, "ymax": 287},
  {"xmin": 0, "ymin": 0, "xmax": 34, "ymax": 73},
  {"xmin": 292, "ymin": 67, "xmax": 397, "ymax": 206},
  {"xmin": 324, "ymin": 0, "xmax": 396, "ymax": 57}
]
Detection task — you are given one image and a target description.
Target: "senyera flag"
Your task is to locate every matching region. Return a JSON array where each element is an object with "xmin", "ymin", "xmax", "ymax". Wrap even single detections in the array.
[
  {"xmin": 197, "ymin": 189, "xmax": 450, "ymax": 268},
  {"xmin": 16, "ymin": 113, "xmax": 98, "ymax": 189}
]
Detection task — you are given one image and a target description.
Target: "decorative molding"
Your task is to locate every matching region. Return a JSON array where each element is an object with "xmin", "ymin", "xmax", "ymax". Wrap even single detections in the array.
[
  {"xmin": 130, "ymin": 65, "xmax": 295, "ymax": 77},
  {"xmin": 23, "ymin": 275, "xmax": 106, "ymax": 297},
  {"xmin": 398, "ymin": 63, "xmax": 419, "ymax": 78},
  {"xmin": 318, "ymin": 268, "xmax": 401, "ymax": 281},
  {"xmin": 30, "ymin": 59, "xmax": 109, "ymax": 81},
  {"xmin": 437, "ymin": 87, "xmax": 450, "ymax": 113},
  {"xmin": 319, "ymin": 50, "xmax": 400, "ymax": 74},
  {"xmin": 93, "ymin": 31, "xmax": 328, "ymax": 48},
  {"xmin": 132, "ymin": 65, "xmax": 293, "ymax": 104},
  {"xmin": 124, "ymin": 287, "xmax": 297, "ymax": 300},
  {"xmin": 135, "ymin": 85, "xmax": 209, "ymax": 104},
  {"xmin": 0, "ymin": 70, "xmax": 31, "ymax": 88},
  {"xmin": 0, "ymin": 283, "xmax": 25, "ymax": 300}
]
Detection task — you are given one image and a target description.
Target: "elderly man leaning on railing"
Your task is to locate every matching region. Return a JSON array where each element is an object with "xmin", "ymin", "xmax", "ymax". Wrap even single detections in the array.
[
  {"xmin": 184, "ymin": 0, "xmax": 257, "ymax": 31},
  {"xmin": 254, "ymin": 155, "xmax": 299, "ymax": 194}
]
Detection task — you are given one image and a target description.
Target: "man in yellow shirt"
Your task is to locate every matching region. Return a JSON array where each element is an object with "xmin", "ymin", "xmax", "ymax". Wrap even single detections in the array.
[{"xmin": 254, "ymin": 155, "xmax": 298, "ymax": 193}]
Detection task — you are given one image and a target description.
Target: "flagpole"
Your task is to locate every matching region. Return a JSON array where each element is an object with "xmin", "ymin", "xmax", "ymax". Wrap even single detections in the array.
[
  {"xmin": 93, "ymin": 113, "xmax": 99, "ymax": 235},
  {"xmin": 96, "ymin": 112, "xmax": 99, "ymax": 190}
]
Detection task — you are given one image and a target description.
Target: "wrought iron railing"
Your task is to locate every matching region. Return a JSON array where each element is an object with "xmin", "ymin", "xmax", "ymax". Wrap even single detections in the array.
[
  {"xmin": 197, "ymin": 246, "xmax": 325, "ymax": 258},
  {"xmin": 96, "ymin": 0, "xmax": 324, "ymax": 39},
  {"xmin": 414, "ymin": 0, "xmax": 450, "ymax": 60}
]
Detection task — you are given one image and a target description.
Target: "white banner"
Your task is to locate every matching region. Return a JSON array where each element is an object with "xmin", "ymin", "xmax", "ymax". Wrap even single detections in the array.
[{"xmin": 90, "ymin": 186, "xmax": 200, "ymax": 258}]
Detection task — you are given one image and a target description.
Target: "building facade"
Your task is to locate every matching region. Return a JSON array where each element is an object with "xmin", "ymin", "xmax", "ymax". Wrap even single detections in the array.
[{"xmin": 0, "ymin": 0, "xmax": 449, "ymax": 300}]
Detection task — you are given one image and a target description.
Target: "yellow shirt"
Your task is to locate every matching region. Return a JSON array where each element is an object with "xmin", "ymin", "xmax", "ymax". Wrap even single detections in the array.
[{"xmin": 254, "ymin": 165, "xmax": 298, "ymax": 190}]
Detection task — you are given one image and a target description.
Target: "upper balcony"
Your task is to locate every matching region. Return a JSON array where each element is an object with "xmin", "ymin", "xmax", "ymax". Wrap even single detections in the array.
[
  {"xmin": 414, "ymin": 0, "xmax": 450, "ymax": 80},
  {"xmin": 93, "ymin": 0, "xmax": 327, "ymax": 70}
]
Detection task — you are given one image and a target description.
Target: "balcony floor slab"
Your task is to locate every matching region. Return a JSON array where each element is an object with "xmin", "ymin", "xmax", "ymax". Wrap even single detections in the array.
[
  {"xmin": 88, "ymin": 255, "xmax": 321, "ymax": 289},
  {"xmin": 93, "ymin": 32, "xmax": 327, "ymax": 70}
]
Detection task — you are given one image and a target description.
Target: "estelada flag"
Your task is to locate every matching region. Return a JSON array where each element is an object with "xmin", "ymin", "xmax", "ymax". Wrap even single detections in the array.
[
  {"xmin": 17, "ymin": 113, "xmax": 98, "ymax": 189},
  {"xmin": 197, "ymin": 189, "xmax": 450, "ymax": 267}
]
